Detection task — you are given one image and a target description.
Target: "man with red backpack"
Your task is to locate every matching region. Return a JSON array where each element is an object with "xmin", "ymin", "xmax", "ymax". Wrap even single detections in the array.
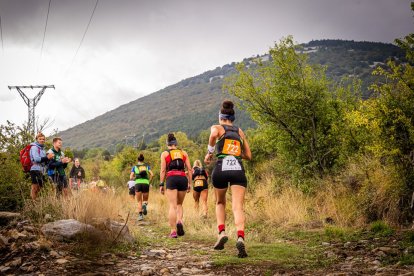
[{"xmin": 27, "ymin": 132, "xmax": 54, "ymax": 200}]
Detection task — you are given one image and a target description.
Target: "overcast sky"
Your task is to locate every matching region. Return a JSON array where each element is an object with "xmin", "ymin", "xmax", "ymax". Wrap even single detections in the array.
[{"xmin": 0, "ymin": 0, "xmax": 412, "ymax": 134}]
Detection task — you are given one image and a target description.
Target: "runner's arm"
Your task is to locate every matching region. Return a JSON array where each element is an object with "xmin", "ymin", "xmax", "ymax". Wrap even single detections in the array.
[
  {"xmin": 204, "ymin": 125, "xmax": 219, "ymax": 164},
  {"xmin": 160, "ymin": 152, "xmax": 167, "ymax": 183},
  {"xmin": 159, "ymin": 152, "xmax": 167, "ymax": 194}
]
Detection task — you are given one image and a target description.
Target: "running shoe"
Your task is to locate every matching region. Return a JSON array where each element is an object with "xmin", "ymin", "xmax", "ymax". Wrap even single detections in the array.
[
  {"xmin": 137, "ymin": 213, "xmax": 144, "ymax": 221},
  {"xmin": 236, "ymin": 237, "xmax": 248, "ymax": 258},
  {"xmin": 176, "ymin": 222, "xmax": 185, "ymax": 236},
  {"xmin": 169, "ymin": 231, "xmax": 178, "ymax": 238},
  {"xmin": 142, "ymin": 203, "xmax": 148, "ymax": 216},
  {"xmin": 213, "ymin": 231, "xmax": 228, "ymax": 250}
]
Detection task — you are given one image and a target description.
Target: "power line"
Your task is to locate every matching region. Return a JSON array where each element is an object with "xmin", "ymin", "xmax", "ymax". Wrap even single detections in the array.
[
  {"xmin": 39, "ymin": 0, "xmax": 52, "ymax": 66},
  {"xmin": 0, "ymin": 13, "xmax": 4, "ymax": 54},
  {"xmin": 66, "ymin": 0, "xmax": 99, "ymax": 74}
]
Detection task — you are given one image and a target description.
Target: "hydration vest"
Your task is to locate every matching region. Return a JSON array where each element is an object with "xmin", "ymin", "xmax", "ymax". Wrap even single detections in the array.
[
  {"xmin": 193, "ymin": 166, "xmax": 207, "ymax": 180},
  {"xmin": 134, "ymin": 163, "xmax": 149, "ymax": 180},
  {"xmin": 215, "ymin": 125, "xmax": 243, "ymax": 158},
  {"xmin": 166, "ymin": 149, "xmax": 185, "ymax": 172}
]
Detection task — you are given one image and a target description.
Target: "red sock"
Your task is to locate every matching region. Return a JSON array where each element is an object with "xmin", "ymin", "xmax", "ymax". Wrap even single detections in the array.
[
  {"xmin": 218, "ymin": 224, "xmax": 225, "ymax": 234},
  {"xmin": 237, "ymin": 230, "xmax": 245, "ymax": 239}
]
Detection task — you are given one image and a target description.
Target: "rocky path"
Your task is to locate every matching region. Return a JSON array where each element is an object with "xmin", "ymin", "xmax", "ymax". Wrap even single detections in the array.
[{"xmin": 2, "ymin": 212, "xmax": 414, "ymax": 275}]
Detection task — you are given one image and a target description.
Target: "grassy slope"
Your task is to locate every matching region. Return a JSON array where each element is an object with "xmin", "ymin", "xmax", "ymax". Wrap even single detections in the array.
[{"xmin": 59, "ymin": 40, "xmax": 404, "ymax": 150}]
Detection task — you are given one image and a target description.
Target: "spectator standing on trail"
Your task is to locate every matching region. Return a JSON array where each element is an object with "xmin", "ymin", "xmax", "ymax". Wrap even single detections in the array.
[
  {"xmin": 127, "ymin": 179, "xmax": 136, "ymax": 200},
  {"xmin": 204, "ymin": 100, "xmax": 252, "ymax": 258},
  {"xmin": 47, "ymin": 137, "xmax": 72, "ymax": 198},
  {"xmin": 29, "ymin": 132, "xmax": 54, "ymax": 200},
  {"xmin": 69, "ymin": 158, "xmax": 86, "ymax": 191},
  {"xmin": 130, "ymin": 154, "xmax": 154, "ymax": 221},
  {"xmin": 192, "ymin": 160, "xmax": 209, "ymax": 218},
  {"xmin": 160, "ymin": 133, "xmax": 192, "ymax": 238}
]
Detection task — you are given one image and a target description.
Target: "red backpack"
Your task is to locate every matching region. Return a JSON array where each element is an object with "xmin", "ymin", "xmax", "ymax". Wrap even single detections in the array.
[{"xmin": 20, "ymin": 145, "xmax": 40, "ymax": 173}]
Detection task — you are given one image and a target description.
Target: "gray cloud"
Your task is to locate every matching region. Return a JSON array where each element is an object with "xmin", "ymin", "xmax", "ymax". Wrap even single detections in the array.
[{"xmin": 0, "ymin": 0, "xmax": 412, "ymax": 132}]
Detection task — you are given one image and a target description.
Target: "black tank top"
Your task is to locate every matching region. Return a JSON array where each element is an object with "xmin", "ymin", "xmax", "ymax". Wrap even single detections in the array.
[{"xmin": 215, "ymin": 125, "xmax": 243, "ymax": 158}]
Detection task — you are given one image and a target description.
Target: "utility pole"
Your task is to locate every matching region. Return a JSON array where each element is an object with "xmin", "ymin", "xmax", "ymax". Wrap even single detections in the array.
[{"xmin": 8, "ymin": 85, "xmax": 55, "ymax": 136}]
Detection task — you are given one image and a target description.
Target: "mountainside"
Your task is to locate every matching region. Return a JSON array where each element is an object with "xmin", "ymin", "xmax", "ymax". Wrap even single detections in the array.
[{"xmin": 59, "ymin": 40, "xmax": 405, "ymax": 150}]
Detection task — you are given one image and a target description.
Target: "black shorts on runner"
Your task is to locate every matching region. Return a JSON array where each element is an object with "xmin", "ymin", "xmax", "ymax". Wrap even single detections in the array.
[
  {"xmin": 135, "ymin": 183, "xmax": 149, "ymax": 193},
  {"xmin": 212, "ymin": 159, "xmax": 247, "ymax": 189},
  {"xmin": 129, "ymin": 186, "xmax": 135, "ymax": 195},
  {"xmin": 193, "ymin": 179, "xmax": 208, "ymax": 193},
  {"xmin": 30, "ymin": 170, "xmax": 46, "ymax": 187},
  {"xmin": 166, "ymin": 175, "xmax": 188, "ymax": 191}
]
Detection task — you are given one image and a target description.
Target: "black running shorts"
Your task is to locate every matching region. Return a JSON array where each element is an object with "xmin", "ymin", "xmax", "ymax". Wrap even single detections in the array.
[
  {"xmin": 193, "ymin": 179, "xmax": 208, "ymax": 193},
  {"xmin": 212, "ymin": 158, "xmax": 247, "ymax": 189},
  {"xmin": 30, "ymin": 170, "xmax": 46, "ymax": 187},
  {"xmin": 166, "ymin": 175, "xmax": 188, "ymax": 191},
  {"xmin": 129, "ymin": 186, "xmax": 135, "ymax": 195},
  {"xmin": 135, "ymin": 183, "xmax": 149, "ymax": 193}
]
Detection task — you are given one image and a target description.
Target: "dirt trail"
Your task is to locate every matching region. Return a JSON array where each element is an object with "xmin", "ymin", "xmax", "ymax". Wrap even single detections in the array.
[{"xmin": 2, "ymin": 215, "xmax": 414, "ymax": 275}]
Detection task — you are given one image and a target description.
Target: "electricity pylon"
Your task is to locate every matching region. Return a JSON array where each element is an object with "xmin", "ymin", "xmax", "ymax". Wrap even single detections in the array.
[{"xmin": 8, "ymin": 85, "xmax": 55, "ymax": 135}]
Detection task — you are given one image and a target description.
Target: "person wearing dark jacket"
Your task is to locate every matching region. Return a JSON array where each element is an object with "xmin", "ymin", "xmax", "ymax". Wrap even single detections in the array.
[
  {"xmin": 69, "ymin": 158, "xmax": 86, "ymax": 190},
  {"xmin": 47, "ymin": 137, "xmax": 71, "ymax": 198}
]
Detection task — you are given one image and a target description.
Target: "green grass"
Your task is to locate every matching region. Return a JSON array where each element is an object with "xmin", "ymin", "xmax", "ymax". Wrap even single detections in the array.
[
  {"xmin": 212, "ymin": 240, "xmax": 331, "ymax": 270},
  {"xmin": 370, "ymin": 220, "xmax": 394, "ymax": 237},
  {"xmin": 399, "ymin": 254, "xmax": 414, "ymax": 265}
]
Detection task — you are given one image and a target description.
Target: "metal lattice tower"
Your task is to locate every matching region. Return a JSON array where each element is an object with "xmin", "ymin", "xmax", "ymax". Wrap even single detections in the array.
[{"xmin": 8, "ymin": 85, "xmax": 55, "ymax": 135}]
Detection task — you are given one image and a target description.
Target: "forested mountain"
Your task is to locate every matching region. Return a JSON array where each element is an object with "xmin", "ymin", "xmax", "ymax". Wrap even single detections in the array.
[{"xmin": 59, "ymin": 40, "xmax": 404, "ymax": 150}]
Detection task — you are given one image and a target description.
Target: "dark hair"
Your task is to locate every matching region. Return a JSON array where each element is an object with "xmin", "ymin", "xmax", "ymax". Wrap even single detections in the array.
[
  {"xmin": 221, "ymin": 100, "xmax": 235, "ymax": 116},
  {"xmin": 167, "ymin": 133, "xmax": 178, "ymax": 146},
  {"xmin": 168, "ymin": 133, "xmax": 175, "ymax": 142},
  {"xmin": 52, "ymin": 137, "xmax": 62, "ymax": 143},
  {"xmin": 138, "ymin": 154, "xmax": 144, "ymax": 162}
]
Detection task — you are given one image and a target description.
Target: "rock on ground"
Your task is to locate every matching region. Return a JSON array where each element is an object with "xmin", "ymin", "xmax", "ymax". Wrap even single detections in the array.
[
  {"xmin": 0, "ymin": 212, "xmax": 20, "ymax": 226},
  {"xmin": 41, "ymin": 219, "xmax": 99, "ymax": 241}
]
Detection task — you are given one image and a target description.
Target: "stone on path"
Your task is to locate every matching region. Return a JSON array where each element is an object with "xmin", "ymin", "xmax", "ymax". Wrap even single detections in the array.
[
  {"xmin": 41, "ymin": 219, "xmax": 99, "ymax": 241},
  {"xmin": 0, "ymin": 212, "xmax": 20, "ymax": 226},
  {"xmin": 56, "ymin": 258, "xmax": 69, "ymax": 264},
  {"xmin": 90, "ymin": 218, "xmax": 134, "ymax": 243}
]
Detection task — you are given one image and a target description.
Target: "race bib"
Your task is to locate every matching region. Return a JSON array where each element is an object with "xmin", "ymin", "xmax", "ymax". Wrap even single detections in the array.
[
  {"xmin": 222, "ymin": 156, "xmax": 242, "ymax": 171},
  {"xmin": 194, "ymin": 179, "xmax": 204, "ymax": 187},
  {"xmin": 222, "ymin": 139, "xmax": 241, "ymax": 157}
]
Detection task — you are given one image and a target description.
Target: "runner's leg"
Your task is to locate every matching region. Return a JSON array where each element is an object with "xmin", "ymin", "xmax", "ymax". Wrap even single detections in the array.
[
  {"xmin": 166, "ymin": 189, "xmax": 178, "ymax": 233},
  {"xmin": 193, "ymin": 190, "xmax": 200, "ymax": 211},
  {"xmin": 215, "ymin": 188, "xmax": 227, "ymax": 227},
  {"xmin": 177, "ymin": 190, "xmax": 187, "ymax": 223},
  {"xmin": 200, "ymin": 189, "xmax": 208, "ymax": 217},
  {"xmin": 231, "ymin": 185, "xmax": 246, "ymax": 233},
  {"xmin": 136, "ymin": 191, "xmax": 143, "ymax": 213}
]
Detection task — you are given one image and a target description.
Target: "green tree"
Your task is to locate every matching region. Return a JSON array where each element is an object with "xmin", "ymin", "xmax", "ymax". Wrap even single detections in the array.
[
  {"xmin": 367, "ymin": 13, "xmax": 414, "ymax": 220},
  {"xmin": 227, "ymin": 37, "xmax": 357, "ymax": 177},
  {"xmin": 0, "ymin": 121, "xmax": 33, "ymax": 210}
]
